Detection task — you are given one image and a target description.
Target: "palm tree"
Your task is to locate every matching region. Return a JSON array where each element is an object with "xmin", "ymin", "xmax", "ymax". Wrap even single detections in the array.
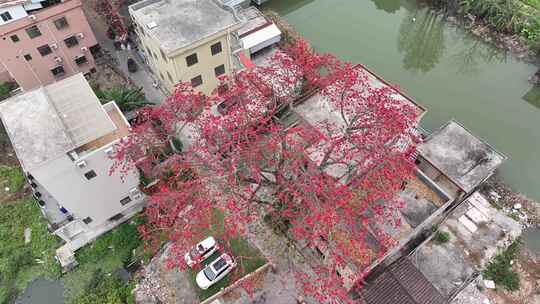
[{"xmin": 95, "ymin": 87, "xmax": 152, "ymax": 113}]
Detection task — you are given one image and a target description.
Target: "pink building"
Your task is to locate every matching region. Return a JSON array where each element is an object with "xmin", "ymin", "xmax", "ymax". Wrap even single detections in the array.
[{"xmin": 0, "ymin": 0, "xmax": 99, "ymax": 91}]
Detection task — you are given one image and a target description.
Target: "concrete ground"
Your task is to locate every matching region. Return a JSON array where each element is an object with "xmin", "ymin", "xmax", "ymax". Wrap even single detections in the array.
[{"xmin": 82, "ymin": 1, "xmax": 166, "ymax": 104}]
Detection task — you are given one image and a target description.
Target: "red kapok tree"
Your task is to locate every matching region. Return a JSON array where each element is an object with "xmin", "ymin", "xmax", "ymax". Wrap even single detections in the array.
[{"xmin": 114, "ymin": 40, "xmax": 420, "ymax": 303}]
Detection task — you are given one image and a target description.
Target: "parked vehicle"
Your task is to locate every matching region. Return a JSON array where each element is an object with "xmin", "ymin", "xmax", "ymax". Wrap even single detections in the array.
[
  {"xmin": 127, "ymin": 57, "xmax": 138, "ymax": 73},
  {"xmin": 196, "ymin": 253, "xmax": 236, "ymax": 289},
  {"xmin": 184, "ymin": 236, "xmax": 218, "ymax": 268}
]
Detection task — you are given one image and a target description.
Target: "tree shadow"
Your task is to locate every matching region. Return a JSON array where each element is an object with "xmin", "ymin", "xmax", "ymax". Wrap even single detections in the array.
[{"xmin": 397, "ymin": 8, "xmax": 445, "ymax": 74}]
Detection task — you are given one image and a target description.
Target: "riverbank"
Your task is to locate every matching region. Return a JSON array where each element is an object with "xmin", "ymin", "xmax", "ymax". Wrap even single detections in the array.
[{"xmin": 419, "ymin": 0, "xmax": 540, "ymax": 64}]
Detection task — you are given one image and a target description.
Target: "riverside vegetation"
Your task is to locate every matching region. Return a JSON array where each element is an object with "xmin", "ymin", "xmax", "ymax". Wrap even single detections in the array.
[{"xmin": 426, "ymin": 0, "xmax": 540, "ymax": 53}]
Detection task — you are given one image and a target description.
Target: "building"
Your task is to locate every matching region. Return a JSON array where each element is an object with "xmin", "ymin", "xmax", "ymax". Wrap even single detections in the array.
[
  {"xmin": 129, "ymin": 0, "xmax": 243, "ymax": 95},
  {"xmin": 416, "ymin": 121, "xmax": 507, "ymax": 200},
  {"xmin": 0, "ymin": 73, "xmax": 144, "ymax": 269},
  {"xmin": 0, "ymin": 0, "xmax": 99, "ymax": 91},
  {"xmin": 236, "ymin": 6, "xmax": 281, "ymax": 58}
]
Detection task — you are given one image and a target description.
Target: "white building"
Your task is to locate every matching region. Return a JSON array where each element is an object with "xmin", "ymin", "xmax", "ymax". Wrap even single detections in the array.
[{"xmin": 0, "ymin": 73, "xmax": 144, "ymax": 269}]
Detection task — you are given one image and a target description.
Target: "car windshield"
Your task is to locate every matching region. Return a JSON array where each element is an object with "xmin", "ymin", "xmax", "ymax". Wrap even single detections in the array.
[
  {"xmin": 203, "ymin": 266, "xmax": 217, "ymax": 281},
  {"xmin": 189, "ymin": 247, "xmax": 200, "ymax": 260}
]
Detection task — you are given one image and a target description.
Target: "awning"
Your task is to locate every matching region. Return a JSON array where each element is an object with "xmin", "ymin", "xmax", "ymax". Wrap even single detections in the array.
[
  {"xmin": 238, "ymin": 52, "xmax": 255, "ymax": 70},
  {"xmin": 241, "ymin": 24, "xmax": 281, "ymax": 52}
]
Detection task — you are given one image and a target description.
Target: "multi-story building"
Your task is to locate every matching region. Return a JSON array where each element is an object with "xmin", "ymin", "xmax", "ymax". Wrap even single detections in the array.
[
  {"xmin": 0, "ymin": 73, "xmax": 144, "ymax": 269},
  {"xmin": 129, "ymin": 0, "xmax": 242, "ymax": 95},
  {"xmin": 0, "ymin": 0, "xmax": 99, "ymax": 91}
]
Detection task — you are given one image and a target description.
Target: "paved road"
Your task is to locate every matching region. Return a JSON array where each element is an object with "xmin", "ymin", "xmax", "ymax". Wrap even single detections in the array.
[{"xmin": 83, "ymin": 3, "xmax": 166, "ymax": 104}]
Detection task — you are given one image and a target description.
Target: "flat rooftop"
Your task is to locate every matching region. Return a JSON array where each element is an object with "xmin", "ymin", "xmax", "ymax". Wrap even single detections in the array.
[
  {"xmin": 237, "ymin": 6, "xmax": 271, "ymax": 38},
  {"xmin": 129, "ymin": 0, "xmax": 239, "ymax": 55},
  {"xmin": 413, "ymin": 192, "xmax": 521, "ymax": 298},
  {"xmin": 0, "ymin": 74, "xmax": 116, "ymax": 170},
  {"xmin": 417, "ymin": 121, "xmax": 507, "ymax": 193}
]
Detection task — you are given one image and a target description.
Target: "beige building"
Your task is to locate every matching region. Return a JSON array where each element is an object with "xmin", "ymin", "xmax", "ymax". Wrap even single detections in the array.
[{"xmin": 128, "ymin": 0, "xmax": 242, "ymax": 95}]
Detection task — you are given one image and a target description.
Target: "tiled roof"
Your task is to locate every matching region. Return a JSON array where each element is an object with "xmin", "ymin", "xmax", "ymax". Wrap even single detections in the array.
[{"xmin": 361, "ymin": 258, "xmax": 446, "ymax": 304}]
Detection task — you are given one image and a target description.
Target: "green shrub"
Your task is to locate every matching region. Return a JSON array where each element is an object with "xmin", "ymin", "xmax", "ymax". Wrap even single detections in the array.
[
  {"xmin": 483, "ymin": 239, "xmax": 521, "ymax": 291},
  {"xmin": 434, "ymin": 230, "xmax": 451, "ymax": 244},
  {"xmin": 0, "ymin": 82, "xmax": 16, "ymax": 101},
  {"xmin": 77, "ymin": 273, "xmax": 135, "ymax": 304},
  {"xmin": 0, "ymin": 199, "xmax": 61, "ymax": 304}
]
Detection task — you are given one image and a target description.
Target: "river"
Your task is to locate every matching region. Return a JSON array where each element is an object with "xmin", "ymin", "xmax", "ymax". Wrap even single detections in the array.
[{"xmin": 264, "ymin": 0, "xmax": 540, "ymax": 202}]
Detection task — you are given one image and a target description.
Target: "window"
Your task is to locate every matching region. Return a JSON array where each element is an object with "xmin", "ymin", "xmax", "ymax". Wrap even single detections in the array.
[
  {"xmin": 82, "ymin": 217, "xmax": 93, "ymax": 224},
  {"xmin": 120, "ymin": 196, "xmax": 132, "ymax": 206},
  {"xmin": 191, "ymin": 75, "xmax": 202, "ymax": 87},
  {"xmin": 160, "ymin": 49, "xmax": 167, "ymax": 61},
  {"xmin": 210, "ymin": 42, "xmax": 222, "ymax": 55},
  {"xmin": 167, "ymin": 71, "xmax": 173, "ymax": 82},
  {"xmin": 37, "ymin": 44, "xmax": 52, "ymax": 56},
  {"xmin": 53, "ymin": 17, "xmax": 69, "ymax": 30},
  {"xmin": 74, "ymin": 55, "xmax": 87, "ymax": 65},
  {"xmin": 26, "ymin": 26, "xmax": 41, "ymax": 39},
  {"xmin": 24, "ymin": 54, "xmax": 32, "ymax": 61},
  {"xmin": 1, "ymin": 11, "xmax": 12, "ymax": 22},
  {"xmin": 84, "ymin": 170, "xmax": 96, "ymax": 180},
  {"xmin": 109, "ymin": 213, "xmax": 124, "ymax": 221},
  {"xmin": 186, "ymin": 53, "xmax": 198, "ymax": 66},
  {"xmin": 10, "ymin": 35, "xmax": 19, "ymax": 42},
  {"xmin": 214, "ymin": 64, "xmax": 225, "ymax": 77},
  {"xmin": 64, "ymin": 36, "xmax": 78, "ymax": 48}
]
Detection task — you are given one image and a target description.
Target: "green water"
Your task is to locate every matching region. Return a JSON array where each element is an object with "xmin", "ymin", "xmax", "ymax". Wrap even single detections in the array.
[{"xmin": 265, "ymin": 0, "xmax": 540, "ymax": 201}]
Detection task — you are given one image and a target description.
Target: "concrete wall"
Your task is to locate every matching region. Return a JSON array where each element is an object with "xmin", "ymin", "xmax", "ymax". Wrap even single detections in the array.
[
  {"xmin": 0, "ymin": 0, "xmax": 98, "ymax": 91},
  {"xmin": 30, "ymin": 139, "xmax": 141, "ymax": 229},
  {"xmin": 133, "ymin": 18, "xmax": 232, "ymax": 95}
]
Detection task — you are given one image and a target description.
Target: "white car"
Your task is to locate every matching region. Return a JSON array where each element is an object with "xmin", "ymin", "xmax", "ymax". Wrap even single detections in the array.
[
  {"xmin": 195, "ymin": 253, "xmax": 236, "ymax": 290},
  {"xmin": 184, "ymin": 236, "xmax": 218, "ymax": 268}
]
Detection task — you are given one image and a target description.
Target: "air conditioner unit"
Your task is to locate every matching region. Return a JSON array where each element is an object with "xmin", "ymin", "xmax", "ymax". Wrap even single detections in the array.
[
  {"xmin": 50, "ymin": 43, "xmax": 58, "ymax": 49},
  {"xmin": 28, "ymin": 15, "xmax": 36, "ymax": 21},
  {"xmin": 76, "ymin": 32, "xmax": 85, "ymax": 39},
  {"xmin": 104, "ymin": 146, "xmax": 114, "ymax": 157},
  {"xmin": 80, "ymin": 46, "xmax": 88, "ymax": 52},
  {"xmin": 76, "ymin": 160, "xmax": 87, "ymax": 169},
  {"xmin": 54, "ymin": 56, "xmax": 63, "ymax": 63}
]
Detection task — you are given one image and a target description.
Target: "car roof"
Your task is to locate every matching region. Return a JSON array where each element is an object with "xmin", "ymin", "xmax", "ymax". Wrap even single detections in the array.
[
  {"xmin": 200, "ymin": 236, "xmax": 216, "ymax": 248},
  {"xmin": 211, "ymin": 254, "xmax": 232, "ymax": 271}
]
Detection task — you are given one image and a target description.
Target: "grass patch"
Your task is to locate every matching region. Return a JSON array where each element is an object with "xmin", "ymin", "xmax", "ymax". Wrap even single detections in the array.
[
  {"xmin": 483, "ymin": 239, "xmax": 521, "ymax": 291},
  {"xmin": 62, "ymin": 220, "xmax": 143, "ymax": 304},
  {"xmin": 0, "ymin": 166, "xmax": 25, "ymax": 194},
  {"xmin": 434, "ymin": 230, "xmax": 451, "ymax": 244},
  {"xmin": 187, "ymin": 209, "xmax": 266, "ymax": 301},
  {"xmin": 0, "ymin": 198, "xmax": 61, "ymax": 304}
]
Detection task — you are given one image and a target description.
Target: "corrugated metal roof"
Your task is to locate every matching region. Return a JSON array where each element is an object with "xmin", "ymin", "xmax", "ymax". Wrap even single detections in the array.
[
  {"xmin": 45, "ymin": 73, "xmax": 115, "ymax": 148},
  {"xmin": 362, "ymin": 258, "xmax": 447, "ymax": 304}
]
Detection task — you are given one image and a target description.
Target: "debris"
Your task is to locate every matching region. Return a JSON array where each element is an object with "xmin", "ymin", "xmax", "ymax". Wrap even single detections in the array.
[
  {"xmin": 484, "ymin": 279, "xmax": 496, "ymax": 289},
  {"xmin": 24, "ymin": 227, "xmax": 31, "ymax": 244},
  {"xmin": 489, "ymin": 191, "xmax": 501, "ymax": 201},
  {"xmin": 483, "ymin": 299, "xmax": 491, "ymax": 304},
  {"xmin": 4, "ymin": 187, "xmax": 9, "ymax": 192}
]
